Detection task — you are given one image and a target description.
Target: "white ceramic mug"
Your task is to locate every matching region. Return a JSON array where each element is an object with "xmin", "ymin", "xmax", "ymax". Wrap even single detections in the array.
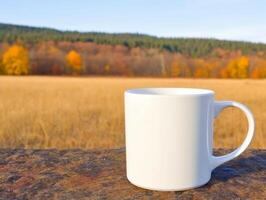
[{"xmin": 124, "ymin": 88, "xmax": 255, "ymax": 191}]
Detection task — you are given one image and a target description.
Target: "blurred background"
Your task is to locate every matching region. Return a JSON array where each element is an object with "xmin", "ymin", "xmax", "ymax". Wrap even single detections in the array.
[{"xmin": 0, "ymin": 0, "xmax": 265, "ymax": 149}]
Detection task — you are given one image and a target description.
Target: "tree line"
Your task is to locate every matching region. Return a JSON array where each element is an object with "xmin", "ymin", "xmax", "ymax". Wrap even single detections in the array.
[
  {"xmin": 0, "ymin": 23, "xmax": 266, "ymax": 78},
  {"xmin": 1, "ymin": 41, "xmax": 266, "ymax": 78},
  {"xmin": 1, "ymin": 23, "xmax": 266, "ymax": 57}
]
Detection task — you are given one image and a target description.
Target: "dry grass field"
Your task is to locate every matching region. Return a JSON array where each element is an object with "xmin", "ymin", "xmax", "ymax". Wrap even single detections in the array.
[{"xmin": 0, "ymin": 76, "xmax": 265, "ymax": 149}]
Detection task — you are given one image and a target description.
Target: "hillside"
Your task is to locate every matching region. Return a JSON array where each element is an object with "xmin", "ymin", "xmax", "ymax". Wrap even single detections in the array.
[
  {"xmin": 1, "ymin": 23, "xmax": 266, "ymax": 78},
  {"xmin": 1, "ymin": 23, "xmax": 266, "ymax": 57}
]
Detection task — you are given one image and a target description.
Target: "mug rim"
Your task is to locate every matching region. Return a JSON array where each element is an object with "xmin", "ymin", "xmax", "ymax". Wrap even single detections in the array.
[{"xmin": 125, "ymin": 87, "xmax": 214, "ymax": 96}]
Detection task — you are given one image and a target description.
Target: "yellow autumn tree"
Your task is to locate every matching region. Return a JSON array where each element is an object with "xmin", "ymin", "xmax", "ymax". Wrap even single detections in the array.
[
  {"xmin": 237, "ymin": 56, "xmax": 249, "ymax": 78},
  {"xmin": 224, "ymin": 56, "xmax": 249, "ymax": 78},
  {"xmin": 104, "ymin": 64, "xmax": 110, "ymax": 74},
  {"xmin": 2, "ymin": 44, "xmax": 29, "ymax": 75},
  {"xmin": 225, "ymin": 59, "xmax": 238, "ymax": 78},
  {"xmin": 66, "ymin": 50, "xmax": 82, "ymax": 74}
]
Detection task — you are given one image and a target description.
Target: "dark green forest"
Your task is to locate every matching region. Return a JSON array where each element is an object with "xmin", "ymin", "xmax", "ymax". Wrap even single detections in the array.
[{"xmin": 1, "ymin": 23, "xmax": 266, "ymax": 57}]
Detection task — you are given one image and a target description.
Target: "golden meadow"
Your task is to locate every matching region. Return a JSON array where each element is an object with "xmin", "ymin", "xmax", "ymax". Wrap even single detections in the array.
[{"xmin": 0, "ymin": 76, "xmax": 265, "ymax": 149}]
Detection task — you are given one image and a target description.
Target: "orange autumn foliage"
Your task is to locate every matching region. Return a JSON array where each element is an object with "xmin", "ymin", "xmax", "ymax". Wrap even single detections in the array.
[
  {"xmin": 170, "ymin": 61, "xmax": 181, "ymax": 77},
  {"xmin": 222, "ymin": 56, "xmax": 249, "ymax": 78},
  {"xmin": 220, "ymin": 56, "xmax": 250, "ymax": 78},
  {"xmin": 193, "ymin": 59, "xmax": 211, "ymax": 78},
  {"xmin": 2, "ymin": 44, "xmax": 29, "ymax": 75},
  {"xmin": 66, "ymin": 50, "xmax": 82, "ymax": 74},
  {"xmin": 1, "ymin": 41, "xmax": 266, "ymax": 78},
  {"xmin": 251, "ymin": 58, "xmax": 266, "ymax": 78}
]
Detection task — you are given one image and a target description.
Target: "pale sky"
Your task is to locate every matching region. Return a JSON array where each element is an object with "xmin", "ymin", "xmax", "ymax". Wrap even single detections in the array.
[{"xmin": 0, "ymin": 0, "xmax": 265, "ymax": 43}]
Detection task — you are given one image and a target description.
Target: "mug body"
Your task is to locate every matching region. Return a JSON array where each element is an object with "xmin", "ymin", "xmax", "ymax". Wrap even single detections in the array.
[{"xmin": 125, "ymin": 88, "xmax": 214, "ymax": 191}]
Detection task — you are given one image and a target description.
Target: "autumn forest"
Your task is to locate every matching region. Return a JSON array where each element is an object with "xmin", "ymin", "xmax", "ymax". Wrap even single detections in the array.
[{"xmin": 1, "ymin": 23, "xmax": 266, "ymax": 78}]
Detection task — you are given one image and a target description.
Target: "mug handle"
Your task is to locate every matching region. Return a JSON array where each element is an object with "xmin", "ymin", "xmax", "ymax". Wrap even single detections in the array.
[{"xmin": 211, "ymin": 101, "xmax": 255, "ymax": 170}]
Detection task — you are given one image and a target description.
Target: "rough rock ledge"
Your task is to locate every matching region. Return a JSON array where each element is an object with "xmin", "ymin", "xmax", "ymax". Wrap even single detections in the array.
[{"xmin": 0, "ymin": 149, "xmax": 265, "ymax": 200}]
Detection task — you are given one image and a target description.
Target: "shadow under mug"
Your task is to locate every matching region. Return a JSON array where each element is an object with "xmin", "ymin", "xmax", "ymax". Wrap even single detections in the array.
[{"xmin": 124, "ymin": 88, "xmax": 255, "ymax": 191}]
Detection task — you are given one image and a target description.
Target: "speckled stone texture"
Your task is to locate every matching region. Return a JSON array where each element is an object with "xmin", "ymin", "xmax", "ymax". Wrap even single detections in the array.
[{"xmin": 0, "ymin": 149, "xmax": 265, "ymax": 200}]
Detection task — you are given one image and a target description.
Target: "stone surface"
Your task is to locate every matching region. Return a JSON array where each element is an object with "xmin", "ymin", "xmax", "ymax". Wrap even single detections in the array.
[{"xmin": 0, "ymin": 148, "xmax": 265, "ymax": 200}]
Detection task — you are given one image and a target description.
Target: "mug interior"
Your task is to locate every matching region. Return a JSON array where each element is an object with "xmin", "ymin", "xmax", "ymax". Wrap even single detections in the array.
[{"xmin": 126, "ymin": 88, "xmax": 214, "ymax": 96}]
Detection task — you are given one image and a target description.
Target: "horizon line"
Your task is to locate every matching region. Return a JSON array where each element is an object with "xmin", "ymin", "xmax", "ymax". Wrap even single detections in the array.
[{"xmin": 1, "ymin": 22, "xmax": 266, "ymax": 45}]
